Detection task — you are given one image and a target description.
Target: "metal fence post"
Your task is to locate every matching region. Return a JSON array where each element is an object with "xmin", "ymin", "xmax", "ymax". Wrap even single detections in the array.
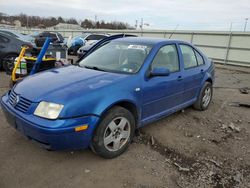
[
  {"xmin": 163, "ymin": 32, "xmax": 166, "ymax": 38},
  {"xmin": 190, "ymin": 32, "xmax": 194, "ymax": 43},
  {"xmin": 224, "ymin": 32, "xmax": 232, "ymax": 65}
]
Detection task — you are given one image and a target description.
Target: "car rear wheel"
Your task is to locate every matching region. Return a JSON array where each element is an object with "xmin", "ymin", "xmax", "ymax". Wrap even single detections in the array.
[
  {"xmin": 193, "ymin": 82, "xmax": 213, "ymax": 111},
  {"xmin": 2, "ymin": 54, "xmax": 18, "ymax": 74},
  {"xmin": 91, "ymin": 106, "xmax": 135, "ymax": 158}
]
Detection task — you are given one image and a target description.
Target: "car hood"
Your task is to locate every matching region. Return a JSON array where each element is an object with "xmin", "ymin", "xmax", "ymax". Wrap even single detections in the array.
[{"xmin": 14, "ymin": 66, "xmax": 129, "ymax": 103}]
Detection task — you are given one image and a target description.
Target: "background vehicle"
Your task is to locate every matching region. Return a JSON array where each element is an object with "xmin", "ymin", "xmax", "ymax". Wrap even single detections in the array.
[
  {"xmin": 34, "ymin": 31, "xmax": 65, "ymax": 47},
  {"xmin": 0, "ymin": 32, "xmax": 33, "ymax": 72},
  {"xmin": 68, "ymin": 33, "xmax": 108, "ymax": 55},
  {"xmin": 1, "ymin": 37, "xmax": 214, "ymax": 159},
  {"xmin": 77, "ymin": 41, "xmax": 97, "ymax": 57},
  {"xmin": 76, "ymin": 34, "xmax": 137, "ymax": 62}
]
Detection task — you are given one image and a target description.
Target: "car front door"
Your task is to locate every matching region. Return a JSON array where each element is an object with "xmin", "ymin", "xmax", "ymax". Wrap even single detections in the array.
[
  {"xmin": 142, "ymin": 44, "xmax": 184, "ymax": 123},
  {"xmin": 178, "ymin": 44, "xmax": 205, "ymax": 103}
]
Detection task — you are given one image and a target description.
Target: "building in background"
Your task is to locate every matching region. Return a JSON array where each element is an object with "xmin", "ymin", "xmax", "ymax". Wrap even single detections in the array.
[
  {"xmin": 49, "ymin": 23, "xmax": 82, "ymax": 30},
  {"xmin": 13, "ymin": 20, "xmax": 21, "ymax": 27}
]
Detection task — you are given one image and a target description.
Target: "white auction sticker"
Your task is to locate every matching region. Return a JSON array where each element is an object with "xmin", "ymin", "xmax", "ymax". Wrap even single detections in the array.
[{"xmin": 128, "ymin": 45, "xmax": 148, "ymax": 50}]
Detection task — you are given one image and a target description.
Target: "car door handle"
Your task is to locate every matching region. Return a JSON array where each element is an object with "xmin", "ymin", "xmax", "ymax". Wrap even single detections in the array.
[
  {"xmin": 177, "ymin": 76, "xmax": 183, "ymax": 81},
  {"xmin": 201, "ymin": 69, "xmax": 204, "ymax": 73}
]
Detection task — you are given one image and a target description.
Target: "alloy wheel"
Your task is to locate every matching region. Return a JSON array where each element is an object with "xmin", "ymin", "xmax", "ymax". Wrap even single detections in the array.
[
  {"xmin": 103, "ymin": 117, "xmax": 131, "ymax": 152},
  {"xmin": 202, "ymin": 87, "xmax": 211, "ymax": 108}
]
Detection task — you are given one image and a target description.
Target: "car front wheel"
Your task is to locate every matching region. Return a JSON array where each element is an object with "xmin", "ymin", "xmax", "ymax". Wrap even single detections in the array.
[
  {"xmin": 91, "ymin": 106, "xmax": 135, "ymax": 158},
  {"xmin": 193, "ymin": 82, "xmax": 213, "ymax": 111}
]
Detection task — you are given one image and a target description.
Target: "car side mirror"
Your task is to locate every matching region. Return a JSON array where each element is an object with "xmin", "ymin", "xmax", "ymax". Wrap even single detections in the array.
[{"xmin": 150, "ymin": 67, "xmax": 170, "ymax": 77}]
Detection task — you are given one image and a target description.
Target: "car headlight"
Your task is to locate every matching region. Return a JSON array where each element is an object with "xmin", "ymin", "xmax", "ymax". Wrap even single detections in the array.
[{"xmin": 34, "ymin": 101, "xmax": 64, "ymax": 119}]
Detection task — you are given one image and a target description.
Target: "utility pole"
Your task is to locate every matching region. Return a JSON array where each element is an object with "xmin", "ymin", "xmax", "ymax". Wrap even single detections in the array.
[
  {"xmin": 229, "ymin": 22, "xmax": 233, "ymax": 31},
  {"xmin": 139, "ymin": 18, "xmax": 143, "ymax": 30},
  {"xmin": 244, "ymin": 18, "xmax": 248, "ymax": 32},
  {"xmin": 26, "ymin": 15, "xmax": 29, "ymax": 28},
  {"xmin": 94, "ymin": 15, "xmax": 97, "ymax": 29},
  {"xmin": 135, "ymin": 20, "xmax": 138, "ymax": 29}
]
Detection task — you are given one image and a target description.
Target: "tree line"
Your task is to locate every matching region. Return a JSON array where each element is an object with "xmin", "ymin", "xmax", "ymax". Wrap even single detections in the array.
[
  {"xmin": 81, "ymin": 19, "xmax": 132, "ymax": 30},
  {"xmin": 0, "ymin": 12, "xmax": 133, "ymax": 30}
]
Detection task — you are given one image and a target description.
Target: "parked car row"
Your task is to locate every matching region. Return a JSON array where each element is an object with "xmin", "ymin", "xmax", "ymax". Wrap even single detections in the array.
[
  {"xmin": 0, "ymin": 30, "xmax": 68, "ymax": 73},
  {"xmin": 0, "ymin": 29, "xmax": 137, "ymax": 74}
]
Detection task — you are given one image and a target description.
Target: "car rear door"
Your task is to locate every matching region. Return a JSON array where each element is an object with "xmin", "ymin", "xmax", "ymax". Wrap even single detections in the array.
[
  {"xmin": 178, "ymin": 44, "xmax": 206, "ymax": 103},
  {"xmin": 142, "ymin": 44, "xmax": 184, "ymax": 123}
]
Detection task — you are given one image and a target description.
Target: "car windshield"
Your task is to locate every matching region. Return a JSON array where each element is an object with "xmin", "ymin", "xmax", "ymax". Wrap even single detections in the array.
[{"xmin": 79, "ymin": 41, "xmax": 152, "ymax": 74}]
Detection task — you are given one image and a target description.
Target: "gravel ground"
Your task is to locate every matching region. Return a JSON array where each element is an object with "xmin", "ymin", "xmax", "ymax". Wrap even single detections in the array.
[{"xmin": 0, "ymin": 64, "xmax": 250, "ymax": 188}]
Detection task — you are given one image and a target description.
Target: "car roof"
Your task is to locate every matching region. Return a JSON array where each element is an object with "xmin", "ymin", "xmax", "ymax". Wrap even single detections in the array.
[
  {"xmin": 0, "ymin": 30, "xmax": 33, "ymax": 41},
  {"xmin": 113, "ymin": 37, "xmax": 184, "ymax": 46},
  {"xmin": 0, "ymin": 31, "xmax": 31, "ymax": 43},
  {"xmin": 82, "ymin": 33, "xmax": 108, "ymax": 36},
  {"xmin": 0, "ymin": 29, "xmax": 20, "ymax": 37}
]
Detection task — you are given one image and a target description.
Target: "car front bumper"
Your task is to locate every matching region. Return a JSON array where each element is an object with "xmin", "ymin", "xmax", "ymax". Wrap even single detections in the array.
[{"xmin": 1, "ymin": 93, "xmax": 100, "ymax": 150}]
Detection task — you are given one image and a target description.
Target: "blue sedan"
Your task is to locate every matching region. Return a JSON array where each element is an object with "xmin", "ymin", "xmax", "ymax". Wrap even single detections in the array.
[{"xmin": 1, "ymin": 37, "xmax": 215, "ymax": 158}]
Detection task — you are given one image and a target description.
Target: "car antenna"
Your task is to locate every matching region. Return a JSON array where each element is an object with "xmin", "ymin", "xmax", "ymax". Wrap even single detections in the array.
[{"xmin": 169, "ymin": 24, "xmax": 179, "ymax": 39}]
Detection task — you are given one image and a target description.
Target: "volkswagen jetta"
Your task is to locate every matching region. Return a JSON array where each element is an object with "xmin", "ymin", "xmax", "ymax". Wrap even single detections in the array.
[{"xmin": 1, "ymin": 37, "xmax": 214, "ymax": 158}]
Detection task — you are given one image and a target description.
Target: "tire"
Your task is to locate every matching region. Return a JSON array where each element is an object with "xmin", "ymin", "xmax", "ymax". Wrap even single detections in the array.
[
  {"xmin": 2, "ymin": 54, "xmax": 18, "ymax": 74},
  {"xmin": 193, "ymin": 82, "xmax": 213, "ymax": 111},
  {"xmin": 91, "ymin": 106, "xmax": 135, "ymax": 159}
]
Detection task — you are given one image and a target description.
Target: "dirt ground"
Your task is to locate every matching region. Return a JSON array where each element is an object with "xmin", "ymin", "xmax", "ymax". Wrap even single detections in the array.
[{"xmin": 0, "ymin": 64, "xmax": 250, "ymax": 188}]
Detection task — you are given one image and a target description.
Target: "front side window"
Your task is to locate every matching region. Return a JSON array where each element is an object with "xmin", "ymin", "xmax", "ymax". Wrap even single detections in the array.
[
  {"xmin": 180, "ymin": 45, "xmax": 198, "ymax": 69},
  {"xmin": 151, "ymin": 44, "xmax": 179, "ymax": 72},
  {"xmin": 79, "ymin": 42, "xmax": 152, "ymax": 74}
]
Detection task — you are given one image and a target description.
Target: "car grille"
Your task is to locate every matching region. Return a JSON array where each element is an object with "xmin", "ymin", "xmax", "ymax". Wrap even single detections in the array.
[{"xmin": 8, "ymin": 91, "xmax": 32, "ymax": 113}]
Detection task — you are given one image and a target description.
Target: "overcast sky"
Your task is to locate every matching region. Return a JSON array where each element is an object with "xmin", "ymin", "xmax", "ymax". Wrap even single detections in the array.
[{"xmin": 1, "ymin": 0, "xmax": 250, "ymax": 31}]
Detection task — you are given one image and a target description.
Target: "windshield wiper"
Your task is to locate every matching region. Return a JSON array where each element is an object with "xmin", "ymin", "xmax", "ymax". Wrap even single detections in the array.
[{"xmin": 83, "ymin": 65, "xmax": 107, "ymax": 72}]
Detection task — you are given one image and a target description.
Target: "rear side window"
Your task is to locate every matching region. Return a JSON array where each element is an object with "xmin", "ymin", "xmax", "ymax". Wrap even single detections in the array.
[
  {"xmin": 180, "ymin": 45, "xmax": 198, "ymax": 69},
  {"xmin": 152, "ymin": 44, "xmax": 179, "ymax": 72},
  {"xmin": 195, "ymin": 50, "xmax": 204, "ymax": 65}
]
